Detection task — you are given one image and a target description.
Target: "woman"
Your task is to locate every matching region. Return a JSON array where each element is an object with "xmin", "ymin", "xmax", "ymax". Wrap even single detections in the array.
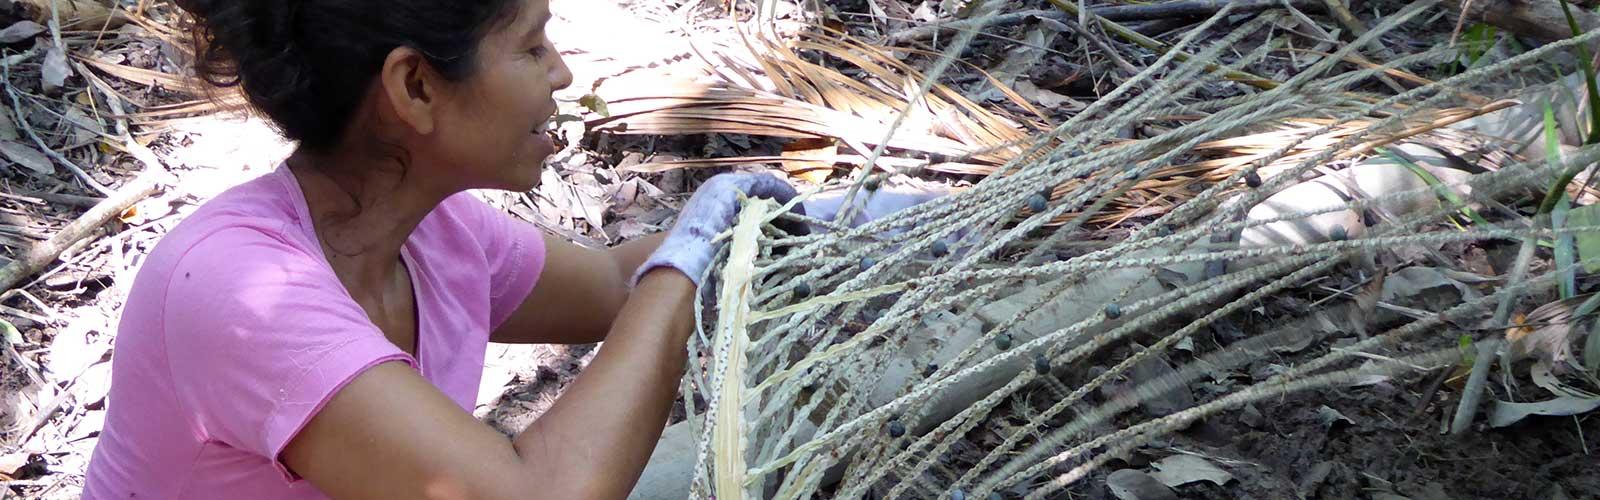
[{"xmin": 82, "ymin": 0, "xmax": 795, "ymax": 498}]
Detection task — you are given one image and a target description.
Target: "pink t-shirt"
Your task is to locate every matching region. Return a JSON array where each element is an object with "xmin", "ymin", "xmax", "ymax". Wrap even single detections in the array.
[{"xmin": 82, "ymin": 165, "xmax": 547, "ymax": 499}]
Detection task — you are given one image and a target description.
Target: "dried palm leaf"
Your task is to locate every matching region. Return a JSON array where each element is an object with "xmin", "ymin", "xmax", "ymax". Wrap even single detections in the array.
[{"xmin": 593, "ymin": 25, "xmax": 1530, "ymax": 227}]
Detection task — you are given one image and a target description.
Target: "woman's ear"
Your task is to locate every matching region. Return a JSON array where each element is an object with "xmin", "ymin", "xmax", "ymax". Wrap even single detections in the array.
[{"xmin": 377, "ymin": 46, "xmax": 438, "ymax": 136}]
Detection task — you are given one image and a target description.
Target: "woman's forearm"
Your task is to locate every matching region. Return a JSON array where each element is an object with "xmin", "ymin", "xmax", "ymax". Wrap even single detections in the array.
[{"xmin": 510, "ymin": 268, "xmax": 695, "ymax": 498}]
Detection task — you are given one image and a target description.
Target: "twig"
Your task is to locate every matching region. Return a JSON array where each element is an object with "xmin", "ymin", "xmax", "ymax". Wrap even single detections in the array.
[
  {"xmin": 1, "ymin": 61, "xmax": 114, "ymax": 196},
  {"xmin": 19, "ymin": 353, "xmax": 108, "ymax": 446},
  {"xmin": 889, "ymin": 0, "xmax": 1326, "ymax": 44},
  {"xmin": 1450, "ymin": 339, "xmax": 1499, "ymax": 435},
  {"xmin": 2, "ymin": 289, "xmax": 60, "ymax": 321},
  {"xmin": 1044, "ymin": 0, "xmax": 1285, "ymax": 91},
  {"xmin": 1283, "ymin": 0, "xmax": 1409, "ymax": 94},
  {"xmin": 0, "ymin": 303, "xmax": 50, "ymax": 326},
  {"xmin": 1413, "ymin": 367, "xmax": 1450, "ymax": 416},
  {"xmin": 0, "ymin": 175, "xmax": 158, "ymax": 292},
  {"xmin": 1, "ymin": 321, "xmax": 45, "ymax": 388},
  {"xmin": 8, "ymin": 190, "xmax": 102, "ymax": 208},
  {"xmin": 1048, "ymin": 15, "xmax": 1141, "ymax": 78},
  {"xmin": 46, "ymin": 0, "xmax": 64, "ymax": 51}
]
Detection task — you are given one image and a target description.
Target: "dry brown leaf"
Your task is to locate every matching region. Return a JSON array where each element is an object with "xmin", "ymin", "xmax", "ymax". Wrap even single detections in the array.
[
  {"xmin": 0, "ymin": 452, "xmax": 29, "ymax": 480},
  {"xmin": 1506, "ymin": 311, "xmax": 1534, "ymax": 343},
  {"xmin": 77, "ymin": 55, "xmax": 201, "ymax": 94},
  {"xmin": 16, "ymin": 0, "xmax": 129, "ymax": 28},
  {"xmin": 780, "ymin": 137, "xmax": 837, "ymax": 184},
  {"xmin": 1348, "ymin": 269, "xmax": 1388, "ymax": 337},
  {"xmin": 1013, "ymin": 80, "xmax": 1082, "ymax": 110},
  {"xmin": 1509, "ymin": 294, "xmax": 1596, "ymax": 364},
  {"xmin": 118, "ymin": 205, "xmax": 139, "ymax": 223}
]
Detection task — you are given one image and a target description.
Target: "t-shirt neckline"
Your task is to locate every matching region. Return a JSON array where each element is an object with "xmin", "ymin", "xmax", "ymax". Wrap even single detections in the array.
[{"xmin": 272, "ymin": 163, "xmax": 428, "ymax": 372}]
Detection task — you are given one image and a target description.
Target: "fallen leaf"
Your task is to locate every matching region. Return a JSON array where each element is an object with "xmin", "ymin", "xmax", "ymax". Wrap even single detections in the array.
[
  {"xmin": 578, "ymin": 94, "xmax": 610, "ymax": 117},
  {"xmin": 65, "ymin": 408, "xmax": 105, "ymax": 443},
  {"xmin": 780, "ymin": 137, "xmax": 837, "ymax": 184},
  {"xmin": 42, "ymin": 45, "xmax": 73, "ymax": 91},
  {"xmin": 613, "ymin": 219, "xmax": 658, "ymax": 241},
  {"xmin": 1488, "ymin": 396, "xmax": 1600, "ymax": 427},
  {"xmin": 1529, "ymin": 359, "xmax": 1595, "ymax": 399},
  {"xmin": 0, "ymin": 111, "xmax": 16, "ymax": 141},
  {"xmin": 62, "ymin": 107, "xmax": 104, "ymax": 144},
  {"xmin": 1129, "ymin": 347, "xmax": 1194, "ymax": 418},
  {"xmin": 1348, "ymin": 360, "xmax": 1393, "ymax": 387},
  {"xmin": 1106, "ymin": 469, "xmax": 1178, "ymax": 500},
  {"xmin": 1509, "ymin": 294, "xmax": 1596, "ymax": 365},
  {"xmin": 1381, "ymin": 267, "xmax": 1479, "ymax": 301},
  {"xmin": 0, "ymin": 21, "xmax": 46, "ymax": 44},
  {"xmin": 1349, "ymin": 269, "xmax": 1387, "ymax": 337},
  {"xmin": 1014, "ymin": 80, "xmax": 1082, "ymax": 109},
  {"xmin": 1505, "ymin": 311, "xmax": 1534, "ymax": 343},
  {"xmin": 987, "ymin": 24, "xmax": 1057, "ymax": 91},
  {"xmin": 1317, "ymin": 405, "xmax": 1353, "ymax": 429},
  {"xmin": 1, "ymin": 317, "xmax": 20, "ymax": 345},
  {"xmin": 0, "ymin": 452, "xmax": 30, "ymax": 479},
  {"xmin": 1149, "ymin": 455, "xmax": 1234, "ymax": 488},
  {"xmin": 74, "ymin": 361, "xmax": 112, "ymax": 406},
  {"xmin": 1153, "ymin": 267, "xmax": 1188, "ymax": 291},
  {"xmin": 0, "ymin": 139, "xmax": 52, "ymax": 174},
  {"xmin": 15, "ymin": 0, "xmax": 129, "ymax": 29}
]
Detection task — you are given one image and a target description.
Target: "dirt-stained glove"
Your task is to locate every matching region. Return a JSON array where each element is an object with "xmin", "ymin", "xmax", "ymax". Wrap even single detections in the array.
[{"xmin": 634, "ymin": 173, "xmax": 799, "ymax": 286}]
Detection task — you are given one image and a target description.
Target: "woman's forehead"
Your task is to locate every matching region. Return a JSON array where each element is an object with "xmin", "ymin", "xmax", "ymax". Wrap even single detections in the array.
[{"xmin": 504, "ymin": 0, "xmax": 552, "ymax": 36}]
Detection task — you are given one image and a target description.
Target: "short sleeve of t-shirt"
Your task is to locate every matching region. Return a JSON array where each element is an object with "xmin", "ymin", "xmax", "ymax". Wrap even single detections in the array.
[
  {"xmin": 161, "ymin": 227, "xmax": 411, "ymax": 479},
  {"xmin": 450, "ymin": 193, "xmax": 547, "ymax": 331}
]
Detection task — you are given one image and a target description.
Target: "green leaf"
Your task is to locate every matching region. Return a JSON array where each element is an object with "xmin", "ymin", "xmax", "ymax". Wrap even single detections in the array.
[
  {"xmin": 1556, "ymin": 197, "xmax": 1577, "ymax": 298},
  {"xmin": 0, "ymin": 318, "xmax": 19, "ymax": 345},
  {"xmin": 1571, "ymin": 205, "xmax": 1600, "ymax": 273},
  {"xmin": 1557, "ymin": 0, "xmax": 1600, "ymax": 145},
  {"xmin": 1459, "ymin": 23, "xmax": 1497, "ymax": 68},
  {"xmin": 1459, "ymin": 334, "xmax": 1476, "ymax": 365},
  {"xmin": 578, "ymin": 94, "xmax": 611, "ymax": 118},
  {"xmin": 1547, "ymin": 101, "xmax": 1579, "ymax": 298},
  {"xmin": 1537, "ymin": 101, "xmax": 1590, "ymax": 217}
]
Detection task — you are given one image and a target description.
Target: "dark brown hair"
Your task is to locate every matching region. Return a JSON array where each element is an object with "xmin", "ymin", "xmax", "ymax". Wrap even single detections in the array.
[{"xmin": 177, "ymin": 0, "xmax": 519, "ymax": 152}]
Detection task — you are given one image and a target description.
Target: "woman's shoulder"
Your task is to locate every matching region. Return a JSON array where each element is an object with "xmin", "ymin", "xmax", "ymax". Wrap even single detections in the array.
[{"xmin": 132, "ymin": 171, "xmax": 328, "ymax": 303}]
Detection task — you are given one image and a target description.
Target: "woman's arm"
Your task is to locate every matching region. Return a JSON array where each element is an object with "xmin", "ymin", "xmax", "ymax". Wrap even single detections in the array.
[
  {"xmin": 490, "ymin": 232, "xmax": 664, "ymax": 345},
  {"xmin": 282, "ymin": 268, "xmax": 695, "ymax": 500}
]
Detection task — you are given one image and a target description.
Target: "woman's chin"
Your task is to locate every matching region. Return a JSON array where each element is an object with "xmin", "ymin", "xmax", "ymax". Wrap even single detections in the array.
[{"xmin": 519, "ymin": 162, "xmax": 546, "ymax": 191}]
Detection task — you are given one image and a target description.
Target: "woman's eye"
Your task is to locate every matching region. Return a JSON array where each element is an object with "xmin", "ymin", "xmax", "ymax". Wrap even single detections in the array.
[{"xmin": 528, "ymin": 46, "xmax": 548, "ymax": 58}]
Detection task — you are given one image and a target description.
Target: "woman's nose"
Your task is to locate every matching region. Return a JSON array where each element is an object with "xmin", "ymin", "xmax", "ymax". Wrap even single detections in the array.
[{"xmin": 550, "ymin": 49, "xmax": 574, "ymax": 91}]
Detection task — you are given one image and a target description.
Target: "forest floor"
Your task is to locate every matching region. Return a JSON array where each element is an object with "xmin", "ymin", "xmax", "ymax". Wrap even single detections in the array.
[{"xmin": 2, "ymin": 0, "xmax": 1599, "ymax": 498}]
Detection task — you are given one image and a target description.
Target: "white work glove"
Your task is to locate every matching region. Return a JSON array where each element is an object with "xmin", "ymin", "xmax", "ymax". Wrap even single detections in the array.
[{"xmin": 634, "ymin": 173, "xmax": 799, "ymax": 286}]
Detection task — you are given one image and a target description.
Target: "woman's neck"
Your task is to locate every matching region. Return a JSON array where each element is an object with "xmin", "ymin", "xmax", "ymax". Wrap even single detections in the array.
[{"xmin": 286, "ymin": 147, "xmax": 451, "ymax": 289}]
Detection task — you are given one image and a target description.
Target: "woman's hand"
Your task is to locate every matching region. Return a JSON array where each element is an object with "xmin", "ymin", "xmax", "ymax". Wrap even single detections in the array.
[{"xmin": 634, "ymin": 172, "xmax": 798, "ymax": 286}]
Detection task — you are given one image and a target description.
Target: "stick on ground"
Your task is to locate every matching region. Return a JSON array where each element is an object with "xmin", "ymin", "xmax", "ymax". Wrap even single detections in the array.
[{"xmin": 0, "ymin": 176, "xmax": 159, "ymax": 293}]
